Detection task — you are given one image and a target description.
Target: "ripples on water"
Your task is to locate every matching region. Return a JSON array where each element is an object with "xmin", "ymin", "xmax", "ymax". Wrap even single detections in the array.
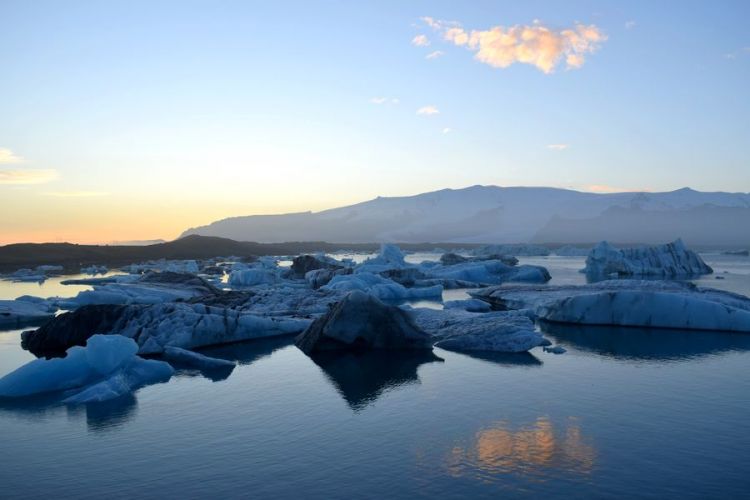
[{"xmin": 0, "ymin": 255, "xmax": 749, "ymax": 498}]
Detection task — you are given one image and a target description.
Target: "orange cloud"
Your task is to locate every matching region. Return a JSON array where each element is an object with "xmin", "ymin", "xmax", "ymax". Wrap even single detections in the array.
[{"xmin": 422, "ymin": 19, "xmax": 607, "ymax": 73}]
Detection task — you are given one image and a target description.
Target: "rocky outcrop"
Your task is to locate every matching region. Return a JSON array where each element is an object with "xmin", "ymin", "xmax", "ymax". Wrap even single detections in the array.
[{"xmin": 295, "ymin": 291, "xmax": 433, "ymax": 354}]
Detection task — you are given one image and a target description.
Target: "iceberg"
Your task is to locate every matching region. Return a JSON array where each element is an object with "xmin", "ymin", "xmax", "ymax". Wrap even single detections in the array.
[
  {"xmin": 584, "ymin": 239, "xmax": 712, "ymax": 277},
  {"xmin": 0, "ymin": 297, "xmax": 57, "ymax": 329},
  {"xmin": 355, "ymin": 243, "xmax": 408, "ymax": 273},
  {"xmin": 321, "ymin": 272, "xmax": 443, "ymax": 300},
  {"xmin": 409, "ymin": 307, "xmax": 544, "ymax": 353},
  {"xmin": 57, "ymin": 271, "xmax": 220, "ymax": 308},
  {"xmin": 471, "ymin": 279, "xmax": 750, "ymax": 332},
  {"xmin": 427, "ymin": 260, "xmax": 550, "ymax": 285},
  {"xmin": 0, "ymin": 335, "xmax": 173, "ymax": 402},
  {"xmin": 539, "ymin": 290, "xmax": 750, "ymax": 332},
  {"xmin": 295, "ymin": 291, "xmax": 433, "ymax": 354},
  {"xmin": 22, "ymin": 301, "xmax": 311, "ymax": 356}
]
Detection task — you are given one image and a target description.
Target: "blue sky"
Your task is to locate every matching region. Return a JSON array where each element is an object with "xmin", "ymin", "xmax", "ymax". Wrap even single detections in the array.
[{"xmin": 1, "ymin": 0, "xmax": 748, "ymax": 242}]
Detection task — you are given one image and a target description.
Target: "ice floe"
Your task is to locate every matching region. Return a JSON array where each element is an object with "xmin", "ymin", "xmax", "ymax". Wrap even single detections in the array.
[{"xmin": 0, "ymin": 335, "xmax": 173, "ymax": 403}]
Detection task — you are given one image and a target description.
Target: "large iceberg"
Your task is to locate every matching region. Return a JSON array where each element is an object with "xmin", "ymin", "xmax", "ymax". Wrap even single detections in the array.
[
  {"xmin": 0, "ymin": 335, "xmax": 173, "ymax": 403},
  {"xmin": 539, "ymin": 290, "xmax": 750, "ymax": 332},
  {"xmin": 471, "ymin": 280, "xmax": 750, "ymax": 332},
  {"xmin": 22, "ymin": 301, "xmax": 311, "ymax": 356},
  {"xmin": 584, "ymin": 239, "xmax": 712, "ymax": 278}
]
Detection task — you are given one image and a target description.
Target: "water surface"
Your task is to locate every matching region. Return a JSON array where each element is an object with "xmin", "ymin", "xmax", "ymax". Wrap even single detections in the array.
[{"xmin": 1, "ymin": 255, "xmax": 749, "ymax": 498}]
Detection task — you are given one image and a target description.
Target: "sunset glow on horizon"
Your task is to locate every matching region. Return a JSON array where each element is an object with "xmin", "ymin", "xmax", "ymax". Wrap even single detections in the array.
[{"xmin": 2, "ymin": 1, "xmax": 749, "ymax": 244}]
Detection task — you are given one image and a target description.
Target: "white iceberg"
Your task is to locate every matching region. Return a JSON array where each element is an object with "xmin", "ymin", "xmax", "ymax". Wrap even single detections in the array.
[
  {"xmin": 539, "ymin": 290, "xmax": 750, "ymax": 332},
  {"xmin": 0, "ymin": 334, "xmax": 173, "ymax": 402},
  {"xmin": 584, "ymin": 239, "xmax": 712, "ymax": 277},
  {"xmin": 355, "ymin": 244, "xmax": 409, "ymax": 273}
]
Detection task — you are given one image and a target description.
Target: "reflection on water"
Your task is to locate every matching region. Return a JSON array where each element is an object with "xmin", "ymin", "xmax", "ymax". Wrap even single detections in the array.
[
  {"xmin": 446, "ymin": 417, "xmax": 596, "ymax": 479},
  {"xmin": 0, "ymin": 336, "xmax": 297, "ymax": 431},
  {"xmin": 451, "ymin": 351, "xmax": 543, "ymax": 367},
  {"xmin": 309, "ymin": 350, "xmax": 444, "ymax": 411},
  {"xmin": 541, "ymin": 321, "xmax": 750, "ymax": 361},
  {"xmin": 0, "ymin": 391, "xmax": 139, "ymax": 433}
]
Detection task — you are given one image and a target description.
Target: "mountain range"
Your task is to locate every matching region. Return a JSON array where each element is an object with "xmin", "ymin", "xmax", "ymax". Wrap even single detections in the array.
[{"xmin": 181, "ymin": 185, "xmax": 750, "ymax": 247}]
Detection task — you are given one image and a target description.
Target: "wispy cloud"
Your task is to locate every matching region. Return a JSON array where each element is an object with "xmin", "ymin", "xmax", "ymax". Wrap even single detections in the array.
[
  {"xmin": 0, "ymin": 169, "xmax": 58, "ymax": 185},
  {"xmin": 724, "ymin": 47, "xmax": 750, "ymax": 60},
  {"xmin": 546, "ymin": 144, "xmax": 569, "ymax": 150},
  {"xmin": 442, "ymin": 127, "xmax": 452, "ymax": 134},
  {"xmin": 412, "ymin": 34, "xmax": 430, "ymax": 47},
  {"xmin": 420, "ymin": 18, "xmax": 607, "ymax": 74},
  {"xmin": 417, "ymin": 105, "xmax": 440, "ymax": 115},
  {"xmin": 624, "ymin": 20, "xmax": 636, "ymax": 30},
  {"xmin": 41, "ymin": 191, "xmax": 108, "ymax": 198},
  {"xmin": 0, "ymin": 148, "xmax": 24, "ymax": 164},
  {"xmin": 426, "ymin": 50, "xmax": 444, "ymax": 60},
  {"xmin": 370, "ymin": 96, "xmax": 399, "ymax": 105}
]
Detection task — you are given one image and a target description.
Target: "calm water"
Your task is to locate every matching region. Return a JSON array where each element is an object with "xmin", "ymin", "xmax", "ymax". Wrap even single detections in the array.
[{"xmin": 1, "ymin": 255, "xmax": 750, "ymax": 499}]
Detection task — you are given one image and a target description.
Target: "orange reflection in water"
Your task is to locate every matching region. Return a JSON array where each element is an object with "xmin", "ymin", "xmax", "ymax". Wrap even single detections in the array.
[{"xmin": 446, "ymin": 417, "xmax": 596, "ymax": 479}]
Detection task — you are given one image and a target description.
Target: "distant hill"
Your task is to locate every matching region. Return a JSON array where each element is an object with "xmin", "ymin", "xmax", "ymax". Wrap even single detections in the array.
[
  {"xmin": 0, "ymin": 235, "xmax": 481, "ymax": 272},
  {"xmin": 181, "ymin": 186, "xmax": 750, "ymax": 247}
]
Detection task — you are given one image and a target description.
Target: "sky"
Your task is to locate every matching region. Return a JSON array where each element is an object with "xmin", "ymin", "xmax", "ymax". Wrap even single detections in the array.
[{"xmin": 1, "ymin": 0, "xmax": 749, "ymax": 244}]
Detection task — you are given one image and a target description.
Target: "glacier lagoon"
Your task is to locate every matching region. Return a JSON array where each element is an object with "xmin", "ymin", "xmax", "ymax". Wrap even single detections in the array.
[{"xmin": 1, "ymin": 254, "xmax": 750, "ymax": 498}]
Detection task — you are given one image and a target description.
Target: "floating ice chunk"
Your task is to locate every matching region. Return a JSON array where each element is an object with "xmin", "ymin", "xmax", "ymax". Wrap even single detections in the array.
[
  {"xmin": 0, "ymin": 335, "xmax": 174, "ymax": 401},
  {"xmin": 163, "ymin": 346, "xmax": 236, "ymax": 370},
  {"xmin": 322, "ymin": 272, "xmax": 442, "ymax": 300},
  {"xmin": 63, "ymin": 357, "xmax": 173, "ymax": 404},
  {"xmin": 443, "ymin": 299, "xmax": 492, "ymax": 312},
  {"xmin": 410, "ymin": 308, "xmax": 543, "ymax": 353},
  {"xmin": 228, "ymin": 268, "xmax": 279, "ymax": 286},
  {"xmin": 57, "ymin": 272, "xmax": 218, "ymax": 308},
  {"xmin": 584, "ymin": 239, "xmax": 712, "ymax": 277},
  {"xmin": 295, "ymin": 291, "xmax": 433, "ymax": 354},
  {"xmin": 0, "ymin": 297, "xmax": 57, "ymax": 329},
  {"xmin": 355, "ymin": 244, "xmax": 408, "ymax": 273},
  {"xmin": 22, "ymin": 302, "xmax": 312, "ymax": 357},
  {"xmin": 539, "ymin": 290, "xmax": 750, "ymax": 332},
  {"xmin": 428, "ymin": 260, "xmax": 550, "ymax": 285}
]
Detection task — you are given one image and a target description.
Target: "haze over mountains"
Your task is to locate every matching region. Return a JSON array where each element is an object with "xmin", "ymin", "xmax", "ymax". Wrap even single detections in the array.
[{"xmin": 182, "ymin": 186, "xmax": 750, "ymax": 248}]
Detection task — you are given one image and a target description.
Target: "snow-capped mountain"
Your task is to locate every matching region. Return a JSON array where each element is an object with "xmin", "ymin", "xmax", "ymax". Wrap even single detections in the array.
[{"xmin": 181, "ymin": 186, "xmax": 750, "ymax": 246}]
